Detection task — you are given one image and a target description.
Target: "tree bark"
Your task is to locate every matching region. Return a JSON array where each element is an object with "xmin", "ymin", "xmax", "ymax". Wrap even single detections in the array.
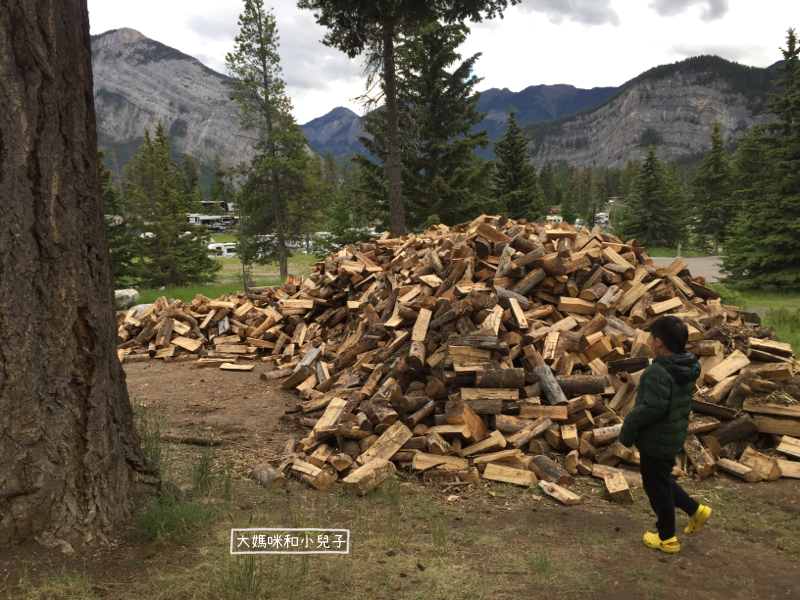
[
  {"xmin": 383, "ymin": 31, "xmax": 406, "ymax": 237},
  {"xmin": 0, "ymin": 0, "xmax": 158, "ymax": 547}
]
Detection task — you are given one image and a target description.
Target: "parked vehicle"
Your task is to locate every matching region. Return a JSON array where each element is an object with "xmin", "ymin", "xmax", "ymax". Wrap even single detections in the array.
[
  {"xmin": 546, "ymin": 215, "xmax": 563, "ymax": 225},
  {"xmin": 208, "ymin": 242, "xmax": 237, "ymax": 258},
  {"xmin": 574, "ymin": 219, "xmax": 585, "ymax": 228},
  {"xmin": 187, "ymin": 213, "xmax": 236, "ymax": 232}
]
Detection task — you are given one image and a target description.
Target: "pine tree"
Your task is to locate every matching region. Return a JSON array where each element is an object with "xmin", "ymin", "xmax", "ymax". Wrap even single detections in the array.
[
  {"xmin": 99, "ymin": 150, "xmax": 137, "ymax": 285},
  {"xmin": 492, "ymin": 107, "xmax": 546, "ymax": 220},
  {"xmin": 355, "ymin": 21, "xmax": 493, "ymax": 228},
  {"xmin": 723, "ymin": 28, "xmax": 800, "ymax": 288},
  {"xmin": 227, "ymin": 0, "xmax": 310, "ymax": 278},
  {"xmin": 298, "ymin": 0, "xmax": 520, "ymax": 236},
  {"xmin": 209, "ymin": 153, "xmax": 233, "ymax": 214},
  {"xmin": 617, "ymin": 145, "xmax": 689, "ymax": 247},
  {"xmin": 692, "ymin": 122, "xmax": 733, "ymax": 254},
  {"xmin": 123, "ymin": 124, "xmax": 220, "ymax": 288},
  {"xmin": 539, "ymin": 163, "xmax": 556, "ymax": 207}
]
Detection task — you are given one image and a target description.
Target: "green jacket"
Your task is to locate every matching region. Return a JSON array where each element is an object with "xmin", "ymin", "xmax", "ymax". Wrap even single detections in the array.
[{"xmin": 618, "ymin": 352, "xmax": 701, "ymax": 460}]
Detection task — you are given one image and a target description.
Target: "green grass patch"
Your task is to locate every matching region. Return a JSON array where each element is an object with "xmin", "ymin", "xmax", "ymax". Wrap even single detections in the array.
[
  {"xmin": 126, "ymin": 488, "xmax": 224, "ymax": 546},
  {"xmin": 763, "ymin": 307, "xmax": 800, "ymax": 357},
  {"xmin": 207, "ymin": 233, "xmax": 239, "ymax": 243},
  {"xmin": 134, "ymin": 253, "xmax": 318, "ymax": 304},
  {"xmin": 646, "ymin": 246, "xmax": 715, "ymax": 258}
]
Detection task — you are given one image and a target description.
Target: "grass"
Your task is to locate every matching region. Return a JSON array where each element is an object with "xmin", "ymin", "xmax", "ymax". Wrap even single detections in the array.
[
  {"xmin": 135, "ymin": 253, "xmax": 319, "ymax": 304},
  {"xmin": 646, "ymin": 246, "xmax": 715, "ymax": 258},
  {"xmin": 763, "ymin": 307, "xmax": 800, "ymax": 354}
]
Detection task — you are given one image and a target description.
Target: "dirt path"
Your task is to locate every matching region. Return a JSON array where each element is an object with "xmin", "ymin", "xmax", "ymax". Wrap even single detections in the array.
[{"xmin": 2, "ymin": 363, "xmax": 798, "ymax": 599}]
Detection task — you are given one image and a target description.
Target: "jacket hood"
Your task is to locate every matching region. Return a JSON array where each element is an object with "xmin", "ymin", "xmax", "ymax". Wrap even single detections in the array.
[{"xmin": 654, "ymin": 352, "xmax": 701, "ymax": 385}]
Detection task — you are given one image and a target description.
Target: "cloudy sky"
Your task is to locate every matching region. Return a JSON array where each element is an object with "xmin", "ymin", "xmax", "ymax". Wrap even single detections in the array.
[{"xmin": 87, "ymin": 0, "xmax": 795, "ymax": 124}]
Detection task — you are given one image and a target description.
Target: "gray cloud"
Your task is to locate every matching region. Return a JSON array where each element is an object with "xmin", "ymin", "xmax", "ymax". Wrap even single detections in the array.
[
  {"xmin": 185, "ymin": 5, "xmax": 362, "ymax": 95},
  {"xmin": 517, "ymin": 0, "xmax": 620, "ymax": 26},
  {"xmin": 649, "ymin": 0, "xmax": 729, "ymax": 21}
]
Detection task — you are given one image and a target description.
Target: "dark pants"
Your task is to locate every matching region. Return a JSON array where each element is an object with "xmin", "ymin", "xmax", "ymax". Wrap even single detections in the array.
[{"xmin": 639, "ymin": 453, "xmax": 700, "ymax": 540}]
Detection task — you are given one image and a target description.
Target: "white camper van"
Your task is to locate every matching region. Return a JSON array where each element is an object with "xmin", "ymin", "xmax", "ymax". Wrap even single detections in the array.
[{"xmin": 208, "ymin": 242, "xmax": 237, "ymax": 258}]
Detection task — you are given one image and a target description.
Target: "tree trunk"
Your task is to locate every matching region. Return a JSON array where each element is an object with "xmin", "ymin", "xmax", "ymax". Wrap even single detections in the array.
[
  {"xmin": 0, "ymin": 0, "xmax": 158, "ymax": 547},
  {"xmin": 383, "ymin": 31, "xmax": 406, "ymax": 237}
]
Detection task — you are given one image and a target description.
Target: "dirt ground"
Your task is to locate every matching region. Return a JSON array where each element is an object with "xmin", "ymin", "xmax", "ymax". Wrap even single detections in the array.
[{"xmin": 2, "ymin": 361, "xmax": 799, "ymax": 600}]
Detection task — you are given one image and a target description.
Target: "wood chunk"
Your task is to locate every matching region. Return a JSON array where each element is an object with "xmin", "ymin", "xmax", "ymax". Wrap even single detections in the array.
[
  {"xmin": 538, "ymin": 480, "xmax": 581, "ymax": 505},
  {"xmin": 291, "ymin": 459, "xmax": 332, "ymax": 490},
  {"xmin": 561, "ymin": 423, "xmax": 579, "ymax": 449},
  {"xmin": 252, "ymin": 463, "xmax": 287, "ymax": 488},
  {"xmin": 220, "ymin": 363, "xmax": 254, "ymax": 372},
  {"xmin": 704, "ymin": 350, "xmax": 750, "ymax": 385},
  {"xmin": 752, "ymin": 416, "xmax": 800, "ymax": 436},
  {"xmin": 777, "ymin": 459, "xmax": 800, "ymax": 479},
  {"xmin": 461, "ymin": 388, "xmax": 519, "ymax": 401},
  {"xmin": 483, "ymin": 463, "xmax": 537, "ymax": 487},
  {"xmin": 519, "ymin": 405, "xmax": 569, "ymax": 421},
  {"xmin": 445, "ymin": 402, "xmax": 488, "ymax": 441},
  {"xmin": 592, "ymin": 423, "xmax": 623, "ymax": 445},
  {"xmin": 604, "ymin": 471, "xmax": 634, "ymax": 504},
  {"xmin": 710, "ymin": 414, "xmax": 758, "ymax": 446},
  {"xmin": 776, "ymin": 436, "xmax": 800, "ymax": 460},
  {"xmin": 425, "ymin": 432, "xmax": 452, "ymax": 455},
  {"xmin": 422, "ymin": 467, "xmax": 481, "ymax": 485},
  {"xmin": 412, "ymin": 453, "xmax": 469, "ymax": 471},
  {"xmin": 506, "ymin": 417, "xmax": 553, "ymax": 449},
  {"xmin": 474, "ymin": 368, "xmax": 525, "ymax": 389},
  {"xmin": 739, "ymin": 447, "xmax": 782, "ymax": 481},
  {"xmin": 530, "ymin": 455, "xmax": 575, "ymax": 486},
  {"xmin": 461, "ymin": 429, "xmax": 507, "ymax": 456},
  {"xmin": 472, "ymin": 449, "xmax": 523, "ymax": 464},
  {"xmin": 748, "ymin": 338, "xmax": 794, "ymax": 358},
  {"xmin": 343, "ymin": 459, "xmax": 396, "ymax": 496},
  {"xmin": 591, "ymin": 464, "xmax": 643, "ymax": 488},
  {"xmin": 357, "ymin": 422, "xmax": 414, "ymax": 465},
  {"xmin": 716, "ymin": 458, "xmax": 764, "ymax": 483},
  {"xmin": 684, "ymin": 434, "xmax": 716, "ymax": 479}
]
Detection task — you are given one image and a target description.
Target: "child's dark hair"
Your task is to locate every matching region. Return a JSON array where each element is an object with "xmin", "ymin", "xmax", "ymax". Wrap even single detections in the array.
[{"xmin": 649, "ymin": 315, "xmax": 688, "ymax": 353}]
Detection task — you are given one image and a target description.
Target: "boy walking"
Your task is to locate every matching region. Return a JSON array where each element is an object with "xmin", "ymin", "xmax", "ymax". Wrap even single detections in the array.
[{"xmin": 619, "ymin": 316, "xmax": 712, "ymax": 553}]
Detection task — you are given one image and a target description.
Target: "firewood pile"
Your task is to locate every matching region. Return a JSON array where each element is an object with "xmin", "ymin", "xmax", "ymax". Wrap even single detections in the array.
[{"xmin": 116, "ymin": 214, "xmax": 800, "ymax": 502}]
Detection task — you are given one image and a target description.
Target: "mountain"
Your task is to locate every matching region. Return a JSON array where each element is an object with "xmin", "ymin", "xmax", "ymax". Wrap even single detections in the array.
[
  {"xmin": 300, "ymin": 106, "xmax": 365, "ymax": 158},
  {"xmin": 298, "ymin": 84, "xmax": 622, "ymax": 159},
  {"xmin": 91, "ymin": 28, "xmax": 251, "ymax": 184},
  {"xmin": 524, "ymin": 56, "xmax": 776, "ymax": 168}
]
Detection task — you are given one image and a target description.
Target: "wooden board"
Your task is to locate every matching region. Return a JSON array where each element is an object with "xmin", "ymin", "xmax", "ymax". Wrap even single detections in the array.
[
  {"xmin": 411, "ymin": 453, "xmax": 469, "ymax": 471},
  {"xmin": 482, "ymin": 463, "xmax": 537, "ymax": 486},
  {"xmin": 777, "ymin": 459, "xmax": 800, "ymax": 479},
  {"xmin": 752, "ymin": 415, "xmax": 800, "ymax": 436},
  {"xmin": 776, "ymin": 435, "xmax": 800, "ymax": 460},
  {"xmin": 461, "ymin": 388, "xmax": 519, "ymax": 401},
  {"xmin": 219, "ymin": 363, "xmax": 254, "ymax": 372},
  {"xmin": 538, "ymin": 480, "xmax": 581, "ymax": 505},
  {"xmin": 519, "ymin": 405, "xmax": 569, "ymax": 421}
]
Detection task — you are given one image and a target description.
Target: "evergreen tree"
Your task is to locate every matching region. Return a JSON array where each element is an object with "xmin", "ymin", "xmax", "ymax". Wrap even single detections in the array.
[
  {"xmin": 355, "ymin": 21, "xmax": 493, "ymax": 228},
  {"xmin": 492, "ymin": 107, "xmax": 546, "ymax": 220},
  {"xmin": 227, "ymin": 0, "xmax": 311, "ymax": 278},
  {"xmin": 209, "ymin": 153, "xmax": 234, "ymax": 214},
  {"xmin": 123, "ymin": 124, "xmax": 220, "ymax": 287},
  {"xmin": 400, "ymin": 22, "xmax": 493, "ymax": 227},
  {"xmin": 617, "ymin": 145, "xmax": 689, "ymax": 247},
  {"xmin": 99, "ymin": 149, "xmax": 137, "ymax": 285},
  {"xmin": 692, "ymin": 122, "xmax": 733, "ymax": 254},
  {"xmin": 723, "ymin": 28, "xmax": 800, "ymax": 289},
  {"xmin": 539, "ymin": 163, "xmax": 556, "ymax": 207},
  {"xmin": 298, "ymin": 0, "xmax": 520, "ymax": 236}
]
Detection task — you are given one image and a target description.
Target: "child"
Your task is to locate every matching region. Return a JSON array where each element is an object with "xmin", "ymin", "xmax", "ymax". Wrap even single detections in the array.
[{"xmin": 619, "ymin": 315, "xmax": 711, "ymax": 553}]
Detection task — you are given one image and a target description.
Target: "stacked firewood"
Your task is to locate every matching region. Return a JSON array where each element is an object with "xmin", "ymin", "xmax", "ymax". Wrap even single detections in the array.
[{"xmin": 115, "ymin": 214, "xmax": 800, "ymax": 502}]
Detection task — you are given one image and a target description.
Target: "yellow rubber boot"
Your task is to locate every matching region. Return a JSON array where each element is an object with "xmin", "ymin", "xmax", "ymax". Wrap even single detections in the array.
[
  {"xmin": 643, "ymin": 532, "xmax": 681, "ymax": 553},
  {"xmin": 685, "ymin": 505, "xmax": 712, "ymax": 538}
]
